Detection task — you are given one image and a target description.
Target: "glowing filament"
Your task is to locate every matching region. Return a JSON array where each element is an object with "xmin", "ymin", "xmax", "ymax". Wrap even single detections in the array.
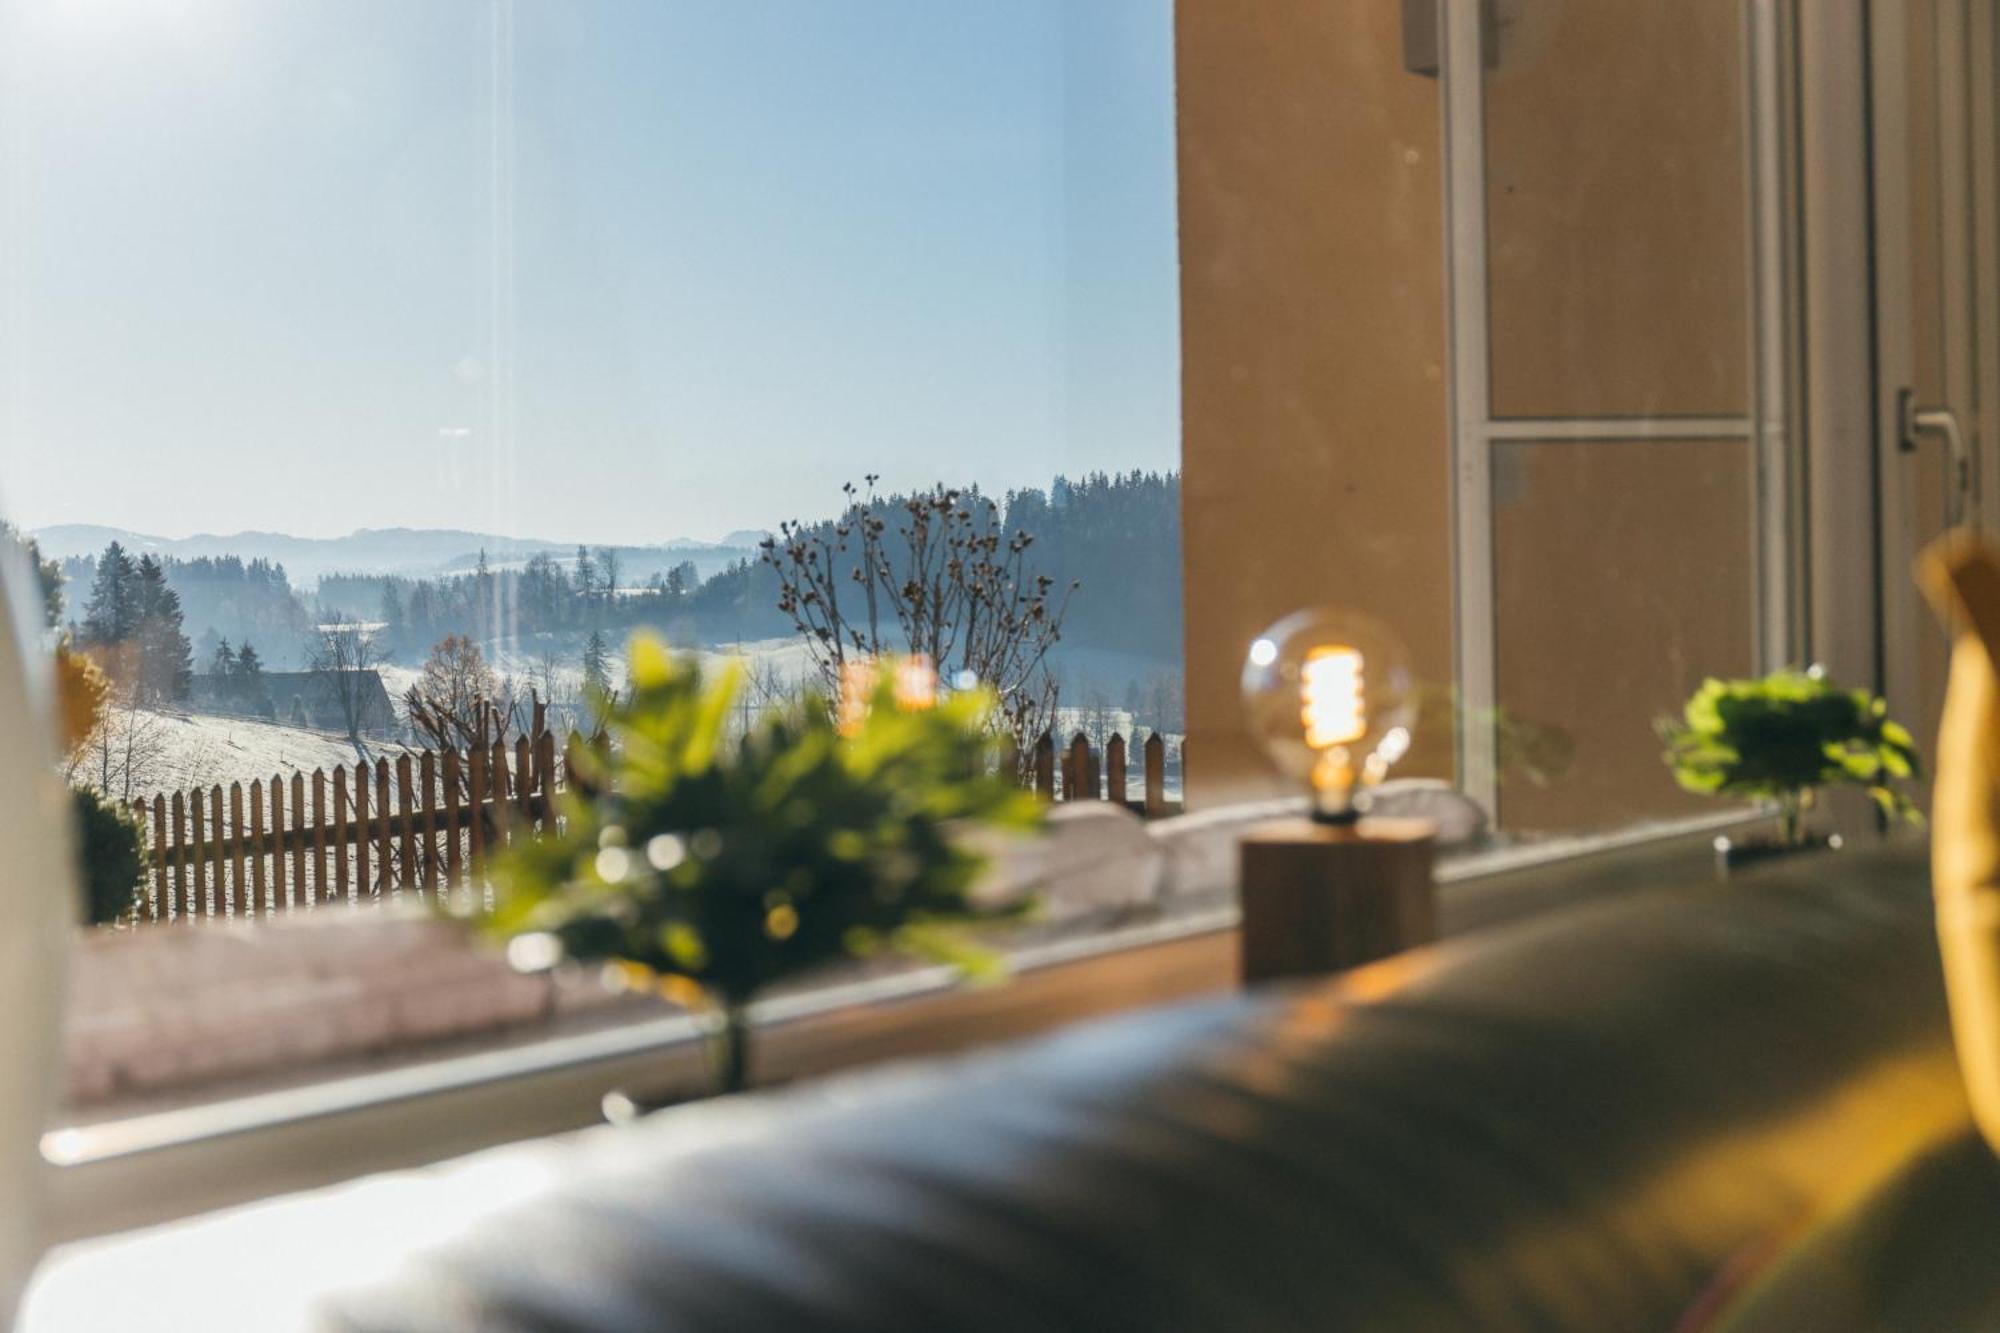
[{"xmin": 1300, "ymin": 645, "xmax": 1366, "ymax": 751}]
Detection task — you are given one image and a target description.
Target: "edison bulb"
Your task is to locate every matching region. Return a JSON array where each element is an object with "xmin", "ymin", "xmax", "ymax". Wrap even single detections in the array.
[{"xmin": 1241, "ymin": 608, "xmax": 1416, "ymax": 820}]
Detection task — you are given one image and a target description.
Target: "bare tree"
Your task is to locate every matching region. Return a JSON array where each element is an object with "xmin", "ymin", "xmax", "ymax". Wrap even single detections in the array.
[
  {"xmin": 761, "ymin": 477, "xmax": 1074, "ymax": 762},
  {"xmin": 596, "ymin": 547, "xmax": 622, "ymax": 606},
  {"xmin": 727, "ymin": 649, "xmax": 803, "ymax": 744},
  {"xmin": 527, "ymin": 640, "xmax": 584, "ymax": 735},
  {"xmin": 308, "ymin": 615, "xmax": 381, "ymax": 750},
  {"xmin": 402, "ymin": 635, "xmax": 524, "ymax": 793},
  {"xmin": 82, "ymin": 693, "xmax": 174, "ymax": 801}
]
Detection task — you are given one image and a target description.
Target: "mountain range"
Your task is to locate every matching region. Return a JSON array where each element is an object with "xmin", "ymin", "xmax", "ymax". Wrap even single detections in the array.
[{"xmin": 30, "ymin": 525, "xmax": 770, "ymax": 586}]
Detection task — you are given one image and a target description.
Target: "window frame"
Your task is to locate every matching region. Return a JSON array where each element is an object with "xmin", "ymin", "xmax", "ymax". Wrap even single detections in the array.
[{"xmin": 1441, "ymin": 0, "xmax": 1805, "ymax": 816}]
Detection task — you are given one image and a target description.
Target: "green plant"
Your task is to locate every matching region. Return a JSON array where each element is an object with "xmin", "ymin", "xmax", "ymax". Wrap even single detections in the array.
[
  {"xmin": 484, "ymin": 635, "xmax": 1042, "ymax": 1094},
  {"xmin": 71, "ymin": 786, "xmax": 147, "ymax": 926},
  {"xmin": 1658, "ymin": 667, "xmax": 1922, "ymax": 846}
]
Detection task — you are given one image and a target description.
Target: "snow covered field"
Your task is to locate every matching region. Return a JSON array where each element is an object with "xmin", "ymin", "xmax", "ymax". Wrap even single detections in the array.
[
  {"xmin": 85, "ymin": 711, "xmax": 396, "ymax": 801},
  {"xmin": 96, "ymin": 636, "xmax": 1177, "ymax": 801}
]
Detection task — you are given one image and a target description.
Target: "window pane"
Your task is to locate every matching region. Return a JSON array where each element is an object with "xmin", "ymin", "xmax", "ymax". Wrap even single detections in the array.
[
  {"xmin": 1, "ymin": 0, "xmax": 1183, "ymax": 1122},
  {"xmin": 1483, "ymin": 0, "xmax": 1750, "ymax": 419},
  {"xmin": 1492, "ymin": 438, "xmax": 1756, "ymax": 835}
]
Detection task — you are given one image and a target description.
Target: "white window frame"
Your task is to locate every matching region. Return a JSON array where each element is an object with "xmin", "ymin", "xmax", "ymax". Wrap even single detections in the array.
[{"xmin": 1440, "ymin": 0, "xmax": 1803, "ymax": 818}]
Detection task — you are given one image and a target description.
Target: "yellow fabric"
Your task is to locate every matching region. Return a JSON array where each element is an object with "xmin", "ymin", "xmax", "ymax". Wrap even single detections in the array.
[{"xmin": 1917, "ymin": 531, "xmax": 2000, "ymax": 1152}]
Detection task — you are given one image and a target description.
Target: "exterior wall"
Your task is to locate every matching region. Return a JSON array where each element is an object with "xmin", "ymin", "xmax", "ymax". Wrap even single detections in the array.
[{"xmin": 1176, "ymin": 0, "xmax": 1452, "ymax": 808}]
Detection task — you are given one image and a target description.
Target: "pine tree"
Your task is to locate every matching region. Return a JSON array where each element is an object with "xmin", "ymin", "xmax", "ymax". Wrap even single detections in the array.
[
  {"xmin": 132, "ymin": 556, "xmax": 193, "ymax": 704},
  {"xmin": 210, "ymin": 637, "xmax": 237, "ymax": 678},
  {"xmin": 81, "ymin": 541, "xmax": 140, "ymax": 648},
  {"xmin": 380, "ymin": 583, "xmax": 406, "ymax": 653},
  {"xmin": 234, "ymin": 641, "xmax": 272, "ymax": 717},
  {"xmin": 582, "ymin": 630, "xmax": 612, "ymax": 699}
]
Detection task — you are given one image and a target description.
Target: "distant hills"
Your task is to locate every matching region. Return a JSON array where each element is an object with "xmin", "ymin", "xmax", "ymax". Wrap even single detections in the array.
[{"xmin": 31, "ymin": 524, "xmax": 769, "ymax": 586}]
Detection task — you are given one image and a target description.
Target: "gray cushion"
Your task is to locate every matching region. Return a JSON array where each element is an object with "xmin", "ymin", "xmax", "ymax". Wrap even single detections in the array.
[{"xmin": 324, "ymin": 845, "xmax": 1978, "ymax": 1332}]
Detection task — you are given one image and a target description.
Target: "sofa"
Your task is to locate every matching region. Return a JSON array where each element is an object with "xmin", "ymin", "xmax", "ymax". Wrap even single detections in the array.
[{"xmin": 24, "ymin": 843, "xmax": 1994, "ymax": 1331}]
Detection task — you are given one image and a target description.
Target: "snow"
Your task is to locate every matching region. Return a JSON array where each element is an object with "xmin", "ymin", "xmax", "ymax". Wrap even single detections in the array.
[{"xmin": 114, "ymin": 711, "xmax": 402, "ymax": 799}]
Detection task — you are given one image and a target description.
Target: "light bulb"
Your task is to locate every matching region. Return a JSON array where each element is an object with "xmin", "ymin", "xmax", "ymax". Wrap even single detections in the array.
[{"xmin": 1242, "ymin": 608, "xmax": 1416, "ymax": 820}]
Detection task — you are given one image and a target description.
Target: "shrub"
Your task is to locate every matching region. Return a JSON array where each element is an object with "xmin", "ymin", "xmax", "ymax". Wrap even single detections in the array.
[
  {"xmin": 485, "ymin": 634, "xmax": 1041, "ymax": 1093},
  {"xmin": 1658, "ymin": 667, "xmax": 1921, "ymax": 846},
  {"xmin": 71, "ymin": 785, "xmax": 147, "ymax": 925}
]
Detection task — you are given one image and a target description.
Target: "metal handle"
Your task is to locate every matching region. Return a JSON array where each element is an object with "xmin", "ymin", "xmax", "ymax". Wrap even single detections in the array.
[{"xmin": 1900, "ymin": 387, "xmax": 1974, "ymax": 528}]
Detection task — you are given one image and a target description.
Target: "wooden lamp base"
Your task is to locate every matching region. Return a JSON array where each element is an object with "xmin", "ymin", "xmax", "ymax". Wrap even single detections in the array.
[{"xmin": 1238, "ymin": 816, "xmax": 1438, "ymax": 985}]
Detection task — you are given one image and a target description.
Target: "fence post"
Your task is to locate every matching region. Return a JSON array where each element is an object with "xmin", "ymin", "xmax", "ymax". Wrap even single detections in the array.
[
  {"xmin": 490, "ymin": 740, "xmax": 512, "ymax": 849},
  {"xmin": 443, "ymin": 748, "xmax": 463, "ymax": 892},
  {"xmin": 268, "ymin": 778, "xmax": 286, "ymax": 913},
  {"xmin": 315, "ymin": 770, "xmax": 331, "ymax": 906},
  {"xmin": 353, "ymin": 762, "xmax": 370, "ymax": 902},
  {"xmin": 149, "ymin": 795, "xmax": 168, "ymax": 921},
  {"xmin": 420, "ymin": 750, "xmax": 439, "ymax": 896},
  {"xmin": 248, "ymin": 781, "xmax": 267, "ymax": 918},
  {"xmin": 291, "ymin": 772, "xmax": 307, "ymax": 910},
  {"xmin": 1144, "ymin": 732, "xmax": 1166, "ymax": 817},
  {"xmin": 514, "ymin": 736, "xmax": 534, "ymax": 824},
  {"xmin": 170, "ymin": 792, "xmax": 187, "ymax": 923},
  {"xmin": 225, "ymin": 783, "xmax": 244, "ymax": 918},
  {"xmin": 1034, "ymin": 731, "xmax": 1055, "ymax": 799},
  {"xmin": 376, "ymin": 758, "xmax": 394, "ymax": 897},
  {"xmin": 1067, "ymin": 733, "xmax": 1091, "ymax": 801},
  {"xmin": 1107, "ymin": 734, "xmax": 1127, "ymax": 808},
  {"xmin": 397, "ymin": 755, "xmax": 417, "ymax": 896},
  {"xmin": 206, "ymin": 785, "xmax": 225, "ymax": 917},
  {"xmin": 469, "ymin": 743, "xmax": 489, "ymax": 877},
  {"xmin": 190, "ymin": 788, "xmax": 208, "ymax": 919},
  {"xmin": 332, "ymin": 769, "xmax": 349, "ymax": 904},
  {"xmin": 129, "ymin": 800, "xmax": 149, "ymax": 920},
  {"xmin": 535, "ymin": 730, "xmax": 556, "ymax": 830}
]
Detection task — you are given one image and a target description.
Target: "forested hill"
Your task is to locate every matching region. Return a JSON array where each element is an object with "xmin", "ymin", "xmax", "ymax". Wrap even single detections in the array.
[{"xmin": 48, "ymin": 470, "xmax": 1183, "ymax": 675}]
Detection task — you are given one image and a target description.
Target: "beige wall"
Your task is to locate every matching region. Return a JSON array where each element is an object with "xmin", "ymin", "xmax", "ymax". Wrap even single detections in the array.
[
  {"xmin": 1178, "ymin": 0, "xmax": 1762, "ymax": 828},
  {"xmin": 1176, "ymin": 0, "xmax": 1453, "ymax": 807}
]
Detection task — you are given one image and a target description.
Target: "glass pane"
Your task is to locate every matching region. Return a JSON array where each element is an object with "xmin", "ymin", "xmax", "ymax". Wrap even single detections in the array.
[
  {"xmin": 1483, "ymin": 0, "xmax": 1750, "ymax": 419},
  {"xmin": 0, "ymin": 0, "xmax": 1182, "ymax": 1123},
  {"xmin": 1492, "ymin": 438, "xmax": 1756, "ymax": 836}
]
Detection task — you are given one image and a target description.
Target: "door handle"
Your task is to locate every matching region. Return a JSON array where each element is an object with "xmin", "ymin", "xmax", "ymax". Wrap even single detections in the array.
[{"xmin": 1900, "ymin": 387, "xmax": 1975, "ymax": 528}]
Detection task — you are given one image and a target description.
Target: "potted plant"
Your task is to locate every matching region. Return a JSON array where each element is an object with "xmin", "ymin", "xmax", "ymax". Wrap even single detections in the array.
[
  {"xmin": 483, "ymin": 636, "xmax": 1041, "ymax": 1100},
  {"xmin": 1657, "ymin": 667, "xmax": 1922, "ymax": 874}
]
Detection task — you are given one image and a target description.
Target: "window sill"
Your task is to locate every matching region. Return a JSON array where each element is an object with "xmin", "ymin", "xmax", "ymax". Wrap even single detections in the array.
[{"xmin": 43, "ymin": 803, "xmax": 1779, "ymax": 1243}]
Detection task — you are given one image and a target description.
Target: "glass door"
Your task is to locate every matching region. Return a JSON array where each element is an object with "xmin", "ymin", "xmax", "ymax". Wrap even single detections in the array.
[{"xmin": 1871, "ymin": 0, "xmax": 1999, "ymax": 780}]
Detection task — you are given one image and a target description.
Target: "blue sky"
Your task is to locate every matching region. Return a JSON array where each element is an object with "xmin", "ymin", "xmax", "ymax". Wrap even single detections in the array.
[{"xmin": 0, "ymin": 0, "xmax": 1178, "ymax": 544}]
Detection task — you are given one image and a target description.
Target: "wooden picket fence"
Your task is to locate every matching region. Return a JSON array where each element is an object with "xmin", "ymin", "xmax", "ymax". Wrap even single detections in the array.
[
  {"xmin": 120, "ymin": 726, "xmax": 1183, "ymax": 926},
  {"xmin": 122, "ymin": 727, "xmax": 605, "ymax": 925},
  {"xmin": 1020, "ymin": 729, "xmax": 1185, "ymax": 817}
]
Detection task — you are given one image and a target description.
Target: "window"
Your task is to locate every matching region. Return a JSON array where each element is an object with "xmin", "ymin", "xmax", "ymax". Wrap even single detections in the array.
[
  {"xmin": 8, "ymin": 0, "xmax": 1961, "ymax": 1239},
  {"xmin": 2, "ymin": 0, "xmax": 1182, "ymax": 1133}
]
